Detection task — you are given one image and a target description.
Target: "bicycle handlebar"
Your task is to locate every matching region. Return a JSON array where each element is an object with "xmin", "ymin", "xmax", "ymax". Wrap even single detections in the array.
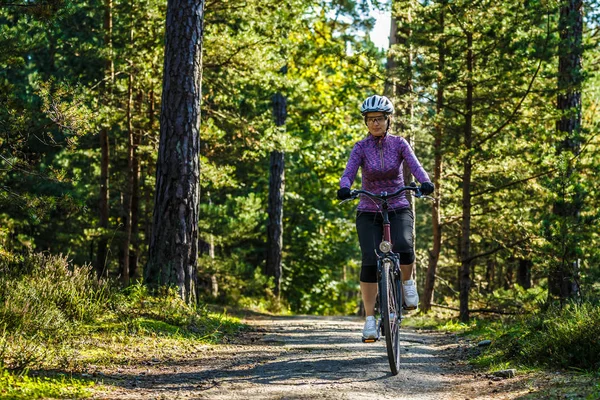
[
  {"xmin": 349, "ymin": 184, "xmax": 422, "ymax": 201},
  {"xmin": 342, "ymin": 185, "xmax": 424, "ymax": 203},
  {"xmin": 339, "ymin": 182, "xmax": 435, "ymax": 205}
]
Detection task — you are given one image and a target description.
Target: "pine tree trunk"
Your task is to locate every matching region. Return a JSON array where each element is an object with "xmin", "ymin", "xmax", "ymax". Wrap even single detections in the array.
[
  {"xmin": 96, "ymin": 0, "xmax": 113, "ymax": 278},
  {"xmin": 145, "ymin": 0, "xmax": 205, "ymax": 304},
  {"xmin": 504, "ymin": 262, "xmax": 513, "ymax": 290},
  {"xmin": 121, "ymin": 66, "xmax": 134, "ymax": 286},
  {"xmin": 396, "ymin": 3, "xmax": 415, "ymax": 199},
  {"xmin": 517, "ymin": 259, "xmax": 532, "ymax": 289},
  {"xmin": 459, "ymin": 30, "xmax": 474, "ymax": 323},
  {"xmin": 266, "ymin": 91, "xmax": 286, "ymax": 298},
  {"xmin": 423, "ymin": 3, "xmax": 445, "ymax": 312},
  {"xmin": 484, "ymin": 258, "xmax": 495, "ymax": 293},
  {"xmin": 548, "ymin": 0, "xmax": 583, "ymax": 303},
  {"xmin": 129, "ymin": 90, "xmax": 142, "ymax": 281},
  {"xmin": 144, "ymin": 88, "xmax": 156, "ymax": 250},
  {"xmin": 387, "ymin": 1, "xmax": 415, "ymax": 281}
]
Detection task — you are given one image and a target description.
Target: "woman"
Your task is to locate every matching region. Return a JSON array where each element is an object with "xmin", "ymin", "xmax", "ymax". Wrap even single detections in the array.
[{"xmin": 337, "ymin": 95, "xmax": 434, "ymax": 340}]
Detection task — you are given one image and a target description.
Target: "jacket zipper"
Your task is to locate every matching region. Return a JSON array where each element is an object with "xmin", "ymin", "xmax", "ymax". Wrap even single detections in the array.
[{"xmin": 378, "ymin": 140, "xmax": 384, "ymax": 169}]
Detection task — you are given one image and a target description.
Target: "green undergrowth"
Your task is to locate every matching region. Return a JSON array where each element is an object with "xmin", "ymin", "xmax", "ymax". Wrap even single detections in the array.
[
  {"xmin": 407, "ymin": 305, "xmax": 600, "ymax": 398},
  {"xmin": 408, "ymin": 302, "xmax": 600, "ymax": 373},
  {"xmin": 0, "ymin": 252, "xmax": 247, "ymax": 398},
  {"xmin": 0, "ymin": 370, "xmax": 94, "ymax": 399},
  {"xmin": 463, "ymin": 303, "xmax": 599, "ymax": 372}
]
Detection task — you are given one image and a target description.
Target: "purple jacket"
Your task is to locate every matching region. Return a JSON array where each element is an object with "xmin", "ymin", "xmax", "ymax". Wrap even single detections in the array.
[{"xmin": 340, "ymin": 133, "xmax": 430, "ymax": 212}]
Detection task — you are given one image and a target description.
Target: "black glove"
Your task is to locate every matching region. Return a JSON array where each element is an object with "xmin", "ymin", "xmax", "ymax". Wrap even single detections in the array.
[
  {"xmin": 337, "ymin": 187, "xmax": 351, "ymax": 200},
  {"xmin": 420, "ymin": 181, "xmax": 434, "ymax": 195}
]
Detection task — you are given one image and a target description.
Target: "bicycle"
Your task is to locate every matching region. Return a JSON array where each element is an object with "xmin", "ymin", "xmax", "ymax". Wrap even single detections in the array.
[{"xmin": 341, "ymin": 183, "xmax": 426, "ymax": 376}]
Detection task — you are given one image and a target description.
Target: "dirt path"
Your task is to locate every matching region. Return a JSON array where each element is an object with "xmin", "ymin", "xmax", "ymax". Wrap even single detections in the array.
[{"xmin": 91, "ymin": 315, "xmax": 537, "ymax": 399}]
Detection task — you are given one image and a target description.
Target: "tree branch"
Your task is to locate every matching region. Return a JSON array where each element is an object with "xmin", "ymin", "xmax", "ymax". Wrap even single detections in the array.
[
  {"xmin": 463, "ymin": 238, "xmax": 529, "ymax": 264},
  {"xmin": 474, "ymin": 8, "xmax": 551, "ymax": 148}
]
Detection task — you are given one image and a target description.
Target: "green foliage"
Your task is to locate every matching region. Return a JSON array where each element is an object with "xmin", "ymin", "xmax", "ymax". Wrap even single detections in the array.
[
  {"xmin": 0, "ymin": 369, "xmax": 94, "ymax": 400},
  {"xmin": 0, "ymin": 253, "xmax": 106, "ymax": 333},
  {"xmin": 0, "ymin": 252, "xmax": 109, "ymax": 370},
  {"xmin": 104, "ymin": 283, "xmax": 245, "ymax": 342},
  {"xmin": 502, "ymin": 304, "xmax": 600, "ymax": 371},
  {"xmin": 465, "ymin": 303, "xmax": 600, "ymax": 372},
  {"xmin": 1, "ymin": 0, "xmax": 600, "ymax": 332},
  {"xmin": 0, "ymin": 252, "xmax": 245, "ymax": 373}
]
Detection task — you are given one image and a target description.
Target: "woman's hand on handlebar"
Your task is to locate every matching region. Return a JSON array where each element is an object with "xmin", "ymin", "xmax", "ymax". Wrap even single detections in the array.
[
  {"xmin": 337, "ymin": 187, "xmax": 352, "ymax": 200},
  {"xmin": 420, "ymin": 181, "xmax": 434, "ymax": 195}
]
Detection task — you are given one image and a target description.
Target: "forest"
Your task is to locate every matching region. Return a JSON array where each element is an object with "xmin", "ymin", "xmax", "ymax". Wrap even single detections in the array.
[{"xmin": 1, "ymin": 0, "xmax": 600, "ymax": 393}]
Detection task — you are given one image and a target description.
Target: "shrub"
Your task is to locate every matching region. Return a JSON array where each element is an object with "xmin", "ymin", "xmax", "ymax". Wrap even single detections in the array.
[
  {"xmin": 0, "ymin": 253, "xmax": 108, "ymax": 335},
  {"xmin": 499, "ymin": 303, "xmax": 600, "ymax": 370},
  {"xmin": 0, "ymin": 252, "xmax": 110, "ymax": 369}
]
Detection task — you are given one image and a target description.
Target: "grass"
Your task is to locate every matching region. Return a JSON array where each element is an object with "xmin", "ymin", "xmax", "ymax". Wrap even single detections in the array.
[
  {"xmin": 513, "ymin": 371, "xmax": 600, "ymax": 399},
  {"xmin": 408, "ymin": 302, "xmax": 600, "ymax": 372},
  {"xmin": 0, "ymin": 252, "xmax": 247, "ymax": 398},
  {"xmin": 407, "ymin": 303, "xmax": 600, "ymax": 399},
  {"xmin": 0, "ymin": 369, "xmax": 94, "ymax": 399}
]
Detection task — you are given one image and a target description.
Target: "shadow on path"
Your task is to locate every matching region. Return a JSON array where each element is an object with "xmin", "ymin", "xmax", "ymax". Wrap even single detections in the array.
[{"xmin": 90, "ymin": 315, "xmax": 473, "ymax": 399}]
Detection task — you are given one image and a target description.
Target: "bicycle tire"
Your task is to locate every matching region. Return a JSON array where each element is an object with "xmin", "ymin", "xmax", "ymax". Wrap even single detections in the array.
[{"xmin": 380, "ymin": 258, "xmax": 402, "ymax": 375}]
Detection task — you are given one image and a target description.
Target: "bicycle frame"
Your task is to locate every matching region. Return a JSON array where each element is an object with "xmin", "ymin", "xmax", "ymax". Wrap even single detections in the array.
[
  {"xmin": 376, "ymin": 197, "xmax": 401, "ymax": 302},
  {"xmin": 341, "ymin": 184, "xmax": 423, "ymax": 375},
  {"xmin": 350, "ymin": 185, "xmax": 420, "ymax": 267}
]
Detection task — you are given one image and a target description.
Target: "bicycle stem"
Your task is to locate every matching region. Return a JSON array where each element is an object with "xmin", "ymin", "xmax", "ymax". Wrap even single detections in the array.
[{"xmin": 381, "ymin": 200, "xmax": 391, "ymax": 243}]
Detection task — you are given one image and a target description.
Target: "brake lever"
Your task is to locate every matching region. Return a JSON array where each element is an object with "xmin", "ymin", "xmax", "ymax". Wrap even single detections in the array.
[
  {"xmin": 339, "ymin": 195, "xmax": 359, "ymax": 205},
  {"xmin": 414, "ymin": 193, "xmax": 436, "ymax": 202}
]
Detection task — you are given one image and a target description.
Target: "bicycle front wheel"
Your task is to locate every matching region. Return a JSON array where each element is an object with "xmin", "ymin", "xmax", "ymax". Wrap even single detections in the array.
[{"xmin": 380, "ymin": 258, "xmax": 402, "ymax": 375}]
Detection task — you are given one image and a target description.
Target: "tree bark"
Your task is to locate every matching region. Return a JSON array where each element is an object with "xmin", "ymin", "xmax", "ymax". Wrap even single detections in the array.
[
  {"xmin": 387, "ymin": 1, "xmax": 416, "ymax": 282},
  {"xmin": 423, "ymin": 2, "xmax": 445, "ymax": 313},
  {"xmin": 121, "ymin": 63, "xmax": 134, "ymax": 286},
  {"xmin": 96, "ymin": 0, "xmax": 113, "ymax": 279},
  {"xmin": 484, "ymin": 258, "xmax": 495, "ymax": 293},
  {"xmin": 145, "ymin": 0, "xmax": 205, "ymax": 304},
  {"xmin": 266, "ymin": 91, "xmax": 286, "ymax": 298},
  {"xmin": 459, "ymin": 30, "xmax": 474, "ymax": 323},
  {"xmin": 129, "ymin": 90, "xmax": 142, "ymax": 281},
  {"xmin": 517, "ymin": 259, "xmax": 532, "ymax": 289},
  {"xmin": 548, "ymin": 0, "xmax": 583, "ymax": 303},
  {"xmin": 504, "ymin": 262, "xmax": 513, "ymax": 290}
]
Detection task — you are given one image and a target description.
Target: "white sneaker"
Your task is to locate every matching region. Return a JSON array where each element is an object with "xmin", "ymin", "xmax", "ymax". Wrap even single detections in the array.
[
  {"xmin": 403, "ymin": 280, "xmax": 419, "ymax": 310},
  {"xmin": 362, "ymin": 316, "xmax": 377, "ymax": 339}
]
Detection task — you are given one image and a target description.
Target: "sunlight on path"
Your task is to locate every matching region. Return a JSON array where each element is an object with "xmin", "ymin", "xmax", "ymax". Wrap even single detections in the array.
[
  {"xmin": 91, "ymin": 315, "xmax": 505, "ymax": 400},
  {"xmin": 193, "ymin": 315, "xmax": 466, "ymax": 400}
]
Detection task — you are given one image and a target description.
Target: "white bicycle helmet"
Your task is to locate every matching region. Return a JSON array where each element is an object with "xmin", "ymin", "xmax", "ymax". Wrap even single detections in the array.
[{"xmin": 360, "ymin": 95, "xmax": 394, "ymax": 115}]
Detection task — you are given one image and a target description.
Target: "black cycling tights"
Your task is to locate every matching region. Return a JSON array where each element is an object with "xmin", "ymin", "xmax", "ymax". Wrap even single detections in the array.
[{"xmin": 356, "ymin": 208, "xmax": 414, "ymax": 283}]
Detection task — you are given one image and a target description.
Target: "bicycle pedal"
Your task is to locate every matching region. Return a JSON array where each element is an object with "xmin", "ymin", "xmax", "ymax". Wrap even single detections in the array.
[{"xmin": 362, "ymin": 336, "xmax": 380, "ymax": 343}]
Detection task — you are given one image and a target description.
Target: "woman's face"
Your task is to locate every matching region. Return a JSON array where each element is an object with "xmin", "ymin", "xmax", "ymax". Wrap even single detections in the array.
[{"xmin": 365, "ymin": 112, "xmax": 388, "ymax": 137}]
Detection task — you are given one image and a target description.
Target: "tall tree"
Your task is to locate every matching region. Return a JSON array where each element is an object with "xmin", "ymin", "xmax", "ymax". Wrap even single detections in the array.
[
  {"xmin": 459, "ymin": 27, "xmax": 474, "ymax": 322},
  {"xmin": 423, "ymin": 0, "xmax": 446, "ymax": 313},
  {"xmin": 145, "ymin": 0, "xmax": 205, "ymax": 304},
  {"xmin": 548, "ymin": 0, "xmax": 584, "ymax": 303},
  {"xmin": 97, "ymin": 0, "xmax": 114, "ymax": 278},
  {"xmin": 265, "ymin": 85, "xmax": 286, "ymax": 299},
  {"xmin": 120, "ymin": 54, "xmax": 134, "ymax": 286}
]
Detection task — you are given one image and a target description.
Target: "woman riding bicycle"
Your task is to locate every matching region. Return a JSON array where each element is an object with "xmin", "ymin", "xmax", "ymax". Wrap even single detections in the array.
[{"xmin": 337, "ymin": 95, "xmax": 434, "ymax": 340}]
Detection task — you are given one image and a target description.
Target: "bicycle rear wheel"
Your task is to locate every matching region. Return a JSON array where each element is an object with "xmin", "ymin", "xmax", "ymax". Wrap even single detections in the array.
[{"xmin": 380, "ymin": 258, "xmax": 402, "ymax": 375}]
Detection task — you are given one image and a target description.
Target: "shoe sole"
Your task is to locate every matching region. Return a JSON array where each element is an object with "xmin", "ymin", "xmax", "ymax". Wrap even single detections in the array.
[{"xmin": 362, "ymin": 333, "xmax": 377, "ymax": 339}]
